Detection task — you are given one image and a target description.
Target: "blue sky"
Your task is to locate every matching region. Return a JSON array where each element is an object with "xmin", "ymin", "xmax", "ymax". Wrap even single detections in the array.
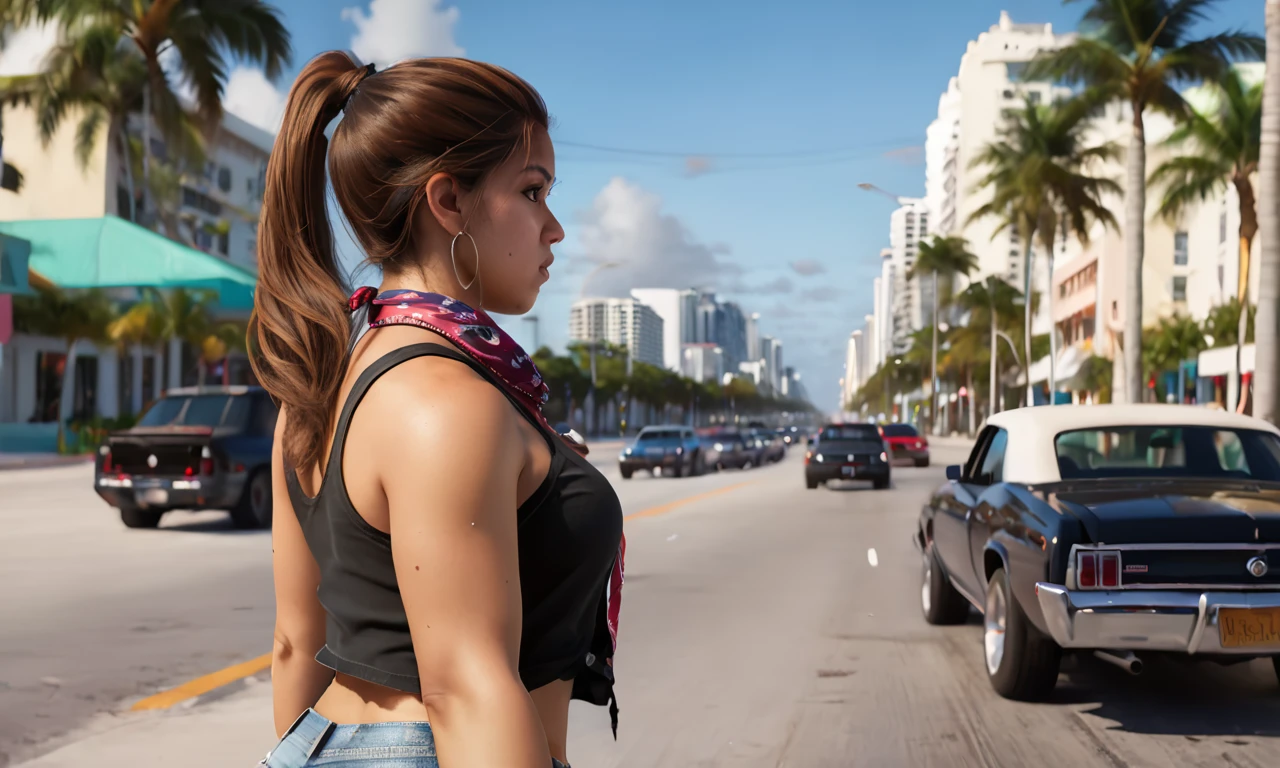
[{"xmin": 243, "ymin": 0, "xmax": 1264, "ymax": 412}]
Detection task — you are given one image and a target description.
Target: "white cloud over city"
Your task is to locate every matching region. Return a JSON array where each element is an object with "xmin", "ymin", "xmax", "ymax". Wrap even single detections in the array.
[
  {"xmin": 575, "ymin": 177, "xmax": 741, "ymax": 297},
  {"xmin": 341, "ymin": 0, "xmax": 464, "ymax": 66}
]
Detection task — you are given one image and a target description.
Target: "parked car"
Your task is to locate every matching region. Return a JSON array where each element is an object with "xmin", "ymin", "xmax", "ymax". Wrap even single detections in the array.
[
  {"xmin": 749, "ymin": 431, "xmax": 787, "ymax": 463},
  {"xmin": 804, "ymin": 423, "xmax": 890, "ymax": 489},
  {"xmin": 698, "ymin": 430, "xmax": 752, "ymax": 470},
  {"xmin": 917, "ymin": 404, "xmax": 1280, "ymax": 701},
  {"xmin": 775, "ymin": 426, "xmax": 802, "ymax": 448},
  {"xmin": 94, "ymin": 386, "xmax": 277, "ymax": 529},
  {"xmin": 881, "ymin": 422, "xmax": 930, "ymax": 466},
  {"xmin": 619, "ymin": 426, "xmax": 704, "ymax": 479}
]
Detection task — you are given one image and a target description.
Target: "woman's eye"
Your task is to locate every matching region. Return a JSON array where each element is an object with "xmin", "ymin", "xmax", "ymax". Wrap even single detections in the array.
[{"xmin": 524, "ymin": 186, "xmax": 544, "ymax": 203}]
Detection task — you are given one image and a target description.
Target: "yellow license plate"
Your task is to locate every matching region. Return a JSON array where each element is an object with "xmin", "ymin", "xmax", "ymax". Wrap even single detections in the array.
[{"xmin": 1218, "ymin": 607, "xmax": 1280, "ymax": 648}]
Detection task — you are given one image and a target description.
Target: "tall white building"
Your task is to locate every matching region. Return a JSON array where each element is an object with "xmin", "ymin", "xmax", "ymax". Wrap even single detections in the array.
[
  {"xmin": 889, "ymin": 198, "xmax": 931, "ymax": 333},
  {"xmin": 843, "ymin": 330, "xmax": 863, "ymax": 408},
  {"xmin": 745, "ymin": 311, "xmax": 761, "ymax": 364},
  {"xmin": 682, "ymin": 343, "xmax": 724, "ymax": 384},
  {"xmin": 929, "ymin": 11, "xmax": 1072, "ymax": 288},
  {"xmin": 762, "ymin": 336, "xmax": 783, "ymax": 394},
  {"xmin": 569, "ymin": 297, "xmax": 665, "ymax": 367},
  {"xmin": 629, "ymin": 288, "xmax": 697, "ymax": 372}
]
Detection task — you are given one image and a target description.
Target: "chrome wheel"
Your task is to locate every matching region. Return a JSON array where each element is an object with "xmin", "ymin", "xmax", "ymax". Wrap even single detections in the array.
[
  {"xmin": 984, "ymin": 578, "xmax": 1008, "ymax": 676},
  {"xmin": 921, "ymin": 554, "xmax": 932, "ymax": 615}
]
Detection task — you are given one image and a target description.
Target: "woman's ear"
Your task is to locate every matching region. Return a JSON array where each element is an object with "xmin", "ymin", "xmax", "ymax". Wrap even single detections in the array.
[{"xmin": 423, "ymin": 172, "xmax": 465, "ymax": 235}]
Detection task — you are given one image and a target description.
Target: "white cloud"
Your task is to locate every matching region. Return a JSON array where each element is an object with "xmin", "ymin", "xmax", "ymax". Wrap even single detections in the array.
[
  {"xmin": 576, "ymin": 177, "xmax": 740, "ymax": 296},
  {"xmin": 223, "ymin": 67, "xmax": 287, "ymax": 133},
  {"xmin": 0, "ymin": 22, "xmax": 58, "ymax": 76},
  {"xmin": 341, "ymin": 0, "xmax": 464, "ymax": 67}
]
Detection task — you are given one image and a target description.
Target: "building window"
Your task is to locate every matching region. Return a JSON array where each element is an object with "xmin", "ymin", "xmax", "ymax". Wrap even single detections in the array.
[
  {"xmin": 1174, "ymin": 231, "xmax": 1188, "ymax": 266},
  {"xmin": 1173, "ymin": 276, "xmax": 1187, "ymax": 302},
  {"xmin": 218, "ymin": 231, "xmax": 230, "ymax": 256},
  {"xmin": 1218, "ymin": 264, "xmax": 1225, "ymax": 294},
  {"xmin": 1028, "ymin": 90, "xmax": 1042, "ymax": 105},
  {"xmin": 1220, "ymin": 211, "xmax": 1227, "ymax": 243},
  {"xmin": 218, "ymin": 166, "xmax": 232, "ymax": 193}
]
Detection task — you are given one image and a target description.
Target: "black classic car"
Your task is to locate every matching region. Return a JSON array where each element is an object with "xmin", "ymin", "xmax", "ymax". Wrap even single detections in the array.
[
  {"xmin": 95, "ymin": 386, "xmax": 277, "ymax": 529},
  {"xmin": 916, "ymin": 405, "xmax": 1280, "ymax": 700},
  {"xmin": 805, "ymin": 422, "xmax": 891, "ymax": 489}
]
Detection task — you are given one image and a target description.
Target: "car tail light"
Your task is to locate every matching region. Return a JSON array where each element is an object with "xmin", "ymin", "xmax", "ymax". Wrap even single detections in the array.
[
  {"xmin": 1077, "ymin": 550, "xmax": 1121, "ymax": 589},
  {"xmin": 102, "ymin": 449, "xmax": 114, "ymax": 473},
  {"xmin": 199, "ymin": 446, "xmax": 215, "ymax": 476},
  {"xmin": 805, "ymin": 451, "xmax": 813, "ymax": 464}
]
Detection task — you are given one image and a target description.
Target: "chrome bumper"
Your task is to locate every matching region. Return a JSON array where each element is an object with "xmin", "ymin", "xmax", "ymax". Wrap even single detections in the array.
[{"xmin": 1035, "ymin": 582, "xmax": 1280, "ymax": 655}]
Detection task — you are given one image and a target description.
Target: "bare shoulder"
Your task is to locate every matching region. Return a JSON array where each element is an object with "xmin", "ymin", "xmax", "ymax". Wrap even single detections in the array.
[{"xmin": 359, "ymin": 350, "xmax": 523, "ymax": 469}]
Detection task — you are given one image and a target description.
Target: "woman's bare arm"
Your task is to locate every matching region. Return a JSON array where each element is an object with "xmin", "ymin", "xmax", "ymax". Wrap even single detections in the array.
[
  {"xmin": 374, "ymin": 359, "xmax": 553, "ymax": 767},
  {"xmin": 269, "ymin": 408, "xmax": 335, "ymax": 736}
]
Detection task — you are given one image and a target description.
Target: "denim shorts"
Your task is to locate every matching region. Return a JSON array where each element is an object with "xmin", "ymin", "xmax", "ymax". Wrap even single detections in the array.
[{"xmin": 260, "ymin": 709, "xmax": 570, "ymax": 767}]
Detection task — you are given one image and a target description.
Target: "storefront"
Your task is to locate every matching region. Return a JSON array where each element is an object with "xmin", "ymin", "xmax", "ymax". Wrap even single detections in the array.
[
  {"xmin": 1196, "ymin": 344, "xmax": 1254, "ymax": 412},
  {"xmin": 0, "ymin": 216, "xmax": 257, "ymax": 452}
]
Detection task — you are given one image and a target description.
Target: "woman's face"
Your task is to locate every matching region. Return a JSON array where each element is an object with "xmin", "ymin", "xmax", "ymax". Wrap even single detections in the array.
[{"xmin": 466, "ymin": 128, "xmax": 564, "ymax": 315}]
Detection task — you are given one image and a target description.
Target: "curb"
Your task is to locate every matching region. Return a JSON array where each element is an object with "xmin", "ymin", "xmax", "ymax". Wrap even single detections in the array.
[{"xmin": 0, "ymin": 455, "xmax": 95, "ymax": 472}]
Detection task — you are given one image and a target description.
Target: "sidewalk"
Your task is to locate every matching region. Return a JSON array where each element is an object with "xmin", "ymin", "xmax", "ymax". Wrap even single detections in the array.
[
  {"xmin": 0, "ymin": 453, "xmax": 94, "ymax": 471},
  {"xmin": 17, "ymin": 675, "xmax": 277, "ymax": 767}
]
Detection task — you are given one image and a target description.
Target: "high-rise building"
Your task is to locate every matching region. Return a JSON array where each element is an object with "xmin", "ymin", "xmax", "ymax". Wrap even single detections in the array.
[
  {"xmin": 843, "ymin": 330, "xmax": 863, "ymax": 409},
  {"xmin": 745, "ymin": 312, "xmax": 761, "ymax": 364},
  {"xmin": 889, "ymin": 198, "xmax": 931, "ymax": 334},
  {"xmin": 719, "ymin": 301, "xmax": 749, "ymax": 372},
  {"xmin": 569, "ymin": 297, "xmax": 665, "ymax": 367},
  {"xmin": 630, "ymin": 288, "xmax": 697, "ymax": 372},
  {"xmin": 929, "ymin": 11, "xmax": 1071, "ymax": 288},
  {"xmin": 760, "ymin": 336, "xmax": 783, "ymax": 394},
  {"xmin": 682, "ymin": 343, "xmax": 724, "ymax": 384}
]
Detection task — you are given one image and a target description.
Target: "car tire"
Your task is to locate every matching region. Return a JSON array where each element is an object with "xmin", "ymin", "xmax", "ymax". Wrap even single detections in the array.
[
  {"xmin": 743, "ymin": 459, "xmax": 753, "ymax": 470},
  {"xmin": 984, "ymin": 567, "xmax": 1062, "ymax": 701},
  {"xmin": 806, "ymin": 477, "xmax": 819, "ymax": 490},
  {"xmin": 915, "ymin": 457, "xmax": 930, "ymax": 468},
  {"xmin": 873, "ymin": 476, "xmax": 890, "ymax": 490},
  {"xmin": 1271, "ymin": 656, "xmax": 1280, "ymax": 686},
  {"xmin": 120, "ymin": 505, "xmax": 162, "ymax": 529},
  {"xmin": 921, "ymin": 542, "xmax": 969, "ymax": 625},
  {"xmin": 693, "ymin": 451, "xmax": 706, "ymax": 476},
  {"xmin": 230, "ymin": 470, "xmax": 273, "ymax": 530},
  {"xmin": 620, "ymin": 467, "xmax": 633, "ymax": 480}
]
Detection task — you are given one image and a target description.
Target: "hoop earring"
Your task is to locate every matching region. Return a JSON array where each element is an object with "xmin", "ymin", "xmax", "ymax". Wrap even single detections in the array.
[{"xmin": 450, "ymin": 230, "xmax": 481, "ymax": 298}]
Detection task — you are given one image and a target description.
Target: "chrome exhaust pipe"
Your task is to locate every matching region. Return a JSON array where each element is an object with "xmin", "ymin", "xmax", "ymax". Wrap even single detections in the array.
[{"xmin": 1094, "ymin": 650, "xmax": 1143, "ymax": 675}]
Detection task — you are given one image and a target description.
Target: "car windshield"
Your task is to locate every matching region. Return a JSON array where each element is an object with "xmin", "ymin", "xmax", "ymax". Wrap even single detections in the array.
[
  {"xmin": 137, "ymin": 395, "xmax": 250, "ymax": 429},
  {"xmin": 820, "ymin": 425, "xmax": 880, "ymax": 442},
  {"xmin": 1055, "ymin": 426, "xmax": 1280, "ymax": 481},
  {"xmin": 637, "ymin": 429, "xmax": 684, "ymax": 442},
  {"xmin": 881, "ymin": 424, "xmax": 918, "ymax": 438}
]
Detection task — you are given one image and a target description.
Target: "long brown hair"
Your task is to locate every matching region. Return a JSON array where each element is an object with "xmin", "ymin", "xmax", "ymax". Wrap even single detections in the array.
[{"xmin": 249, "ymin": 51, "xmax": 548, "ymax": 474}]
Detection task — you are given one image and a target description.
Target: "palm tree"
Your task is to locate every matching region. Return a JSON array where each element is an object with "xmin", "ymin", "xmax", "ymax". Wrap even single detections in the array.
[
  {"xmin": 1204, "ymin": 297, "xmax": 1255, "ymax": 348},
  {"xmin": 1149, "ymin": 67, "xmax": 1261, "ymax": 410},
  {"xmin": 957, "ymin": 276, "xmax": 1029, "ymax": 425},
  {"xmin": 110, "ymin": 287, "xmax": 218, "ymax": 392},
  {"xmin": 1256, "ymin": 0, "xmax": 1280, "ymax": 423},
  {"xmin": 12, "ymin": 284, "xmax": 117, "ymax": 447},
  {"xmin": 909, "ymin": 235, "xmax": 979, "ymax": 433},
  {"xmin": 969, "ymin": 97, "xmax": 1120, "ymax": 407},
  {"xmin": 1028, "ymin": 0, "xmax": 1263, "ymax": 404},
  {"xmin": 30, "ymin": 1, "xmax": 290, "ymax": 196}
]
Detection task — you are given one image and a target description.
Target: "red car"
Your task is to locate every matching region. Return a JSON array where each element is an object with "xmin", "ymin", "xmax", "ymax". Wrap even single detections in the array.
[{"xmin": 880, "ymin": 423, "xmax": 930, "ymax": 467}]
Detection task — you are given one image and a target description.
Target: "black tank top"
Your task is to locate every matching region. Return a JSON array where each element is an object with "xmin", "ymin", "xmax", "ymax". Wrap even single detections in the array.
[{"xmin": 284, "ymin": 342, "xmax": 624, "ymax": 729}]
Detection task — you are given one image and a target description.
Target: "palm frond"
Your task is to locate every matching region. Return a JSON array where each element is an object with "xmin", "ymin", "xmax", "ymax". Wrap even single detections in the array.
[{"xmin": 73, "ymin": 104, "xmax": 107, "ymax": 168}]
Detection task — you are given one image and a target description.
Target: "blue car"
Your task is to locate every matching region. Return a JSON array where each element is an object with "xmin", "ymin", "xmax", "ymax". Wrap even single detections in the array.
[{"xmin": 619, "ymin": 426, "xmax": 705, "ymax": 479}]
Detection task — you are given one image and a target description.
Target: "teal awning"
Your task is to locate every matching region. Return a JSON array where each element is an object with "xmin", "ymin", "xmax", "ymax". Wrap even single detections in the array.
[
  {"xmin": 0, "ymin": 232, "xmax": 31, "ymax": 295},
  {"xmin": 0, "ymin": 216, "xmax": 256, "ymax": 308}
]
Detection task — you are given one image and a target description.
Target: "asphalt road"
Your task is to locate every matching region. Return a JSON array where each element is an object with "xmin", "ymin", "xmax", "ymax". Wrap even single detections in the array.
[{"xmin": 4, "ymin": 442, "xmax": 1280, "ymax": 767}]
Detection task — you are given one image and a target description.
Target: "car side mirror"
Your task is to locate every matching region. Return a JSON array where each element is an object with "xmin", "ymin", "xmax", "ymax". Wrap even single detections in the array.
[{"xmin": 946, "ymin": 465, "xmax": 963, "ymax": 482}]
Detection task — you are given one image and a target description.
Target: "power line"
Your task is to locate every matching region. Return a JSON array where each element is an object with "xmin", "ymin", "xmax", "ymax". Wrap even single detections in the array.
[{"xmin": 555, "ymin": 136, "xmax": 920, "ymax": 160}]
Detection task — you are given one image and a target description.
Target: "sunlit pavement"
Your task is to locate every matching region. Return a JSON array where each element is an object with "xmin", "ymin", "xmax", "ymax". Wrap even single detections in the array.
[{"xmin": 4, "ymin": 443, "xmax": 1280, "ymax": 767}]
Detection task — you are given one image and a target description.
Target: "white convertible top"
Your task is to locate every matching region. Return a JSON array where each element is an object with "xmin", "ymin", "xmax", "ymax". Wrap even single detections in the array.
[{"xmin": 982, "ymin": 404, "xmax": 1280, "ymax": 484}]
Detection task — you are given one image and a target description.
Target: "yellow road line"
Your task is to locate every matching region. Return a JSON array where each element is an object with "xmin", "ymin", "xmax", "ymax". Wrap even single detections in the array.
[
  {"xmin": 131, "ymin": 653, "xmax": 272, "ymax": 711},
  {"xmin": 133, "ymin": 481, "xmax": 753, "ymax": 710},
  {"xmin": 624, "ymin": 480, "xmax": 755, "ymax": 521}
]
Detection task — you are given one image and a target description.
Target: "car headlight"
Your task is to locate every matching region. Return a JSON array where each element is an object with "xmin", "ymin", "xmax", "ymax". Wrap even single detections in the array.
[
  {"xmin": 880, "ymin": 452, "xmax": 888, "ymax": 462},
  {"xmin": 815, "ymin": 453, "xmax": 824, "ymax": 462},
  {"xmin": 676, "ymin": 447, "xmax": 683, "ymax": 455},
  {"xmin": 714, "ymin": 443, "xmax": 724, "ymax": 451}
]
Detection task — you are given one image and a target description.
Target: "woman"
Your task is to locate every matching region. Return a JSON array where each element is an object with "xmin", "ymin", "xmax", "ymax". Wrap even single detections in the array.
[{"xmin": 250, "ymin": 51, "xmax": 624, "ymax": 767}]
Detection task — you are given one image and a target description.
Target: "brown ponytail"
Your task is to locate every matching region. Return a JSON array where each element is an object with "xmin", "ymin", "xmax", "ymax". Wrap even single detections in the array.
[{"xmin": 249, "ymin": 51, "xmax": 548, "ymax": 474}]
